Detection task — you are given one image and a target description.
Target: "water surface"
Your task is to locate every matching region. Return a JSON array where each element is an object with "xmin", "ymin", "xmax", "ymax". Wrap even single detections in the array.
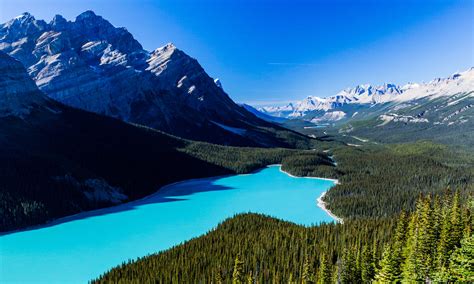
[{"xmin": 0, "ymin": 165, "xmax": 336, "ymax": 283}]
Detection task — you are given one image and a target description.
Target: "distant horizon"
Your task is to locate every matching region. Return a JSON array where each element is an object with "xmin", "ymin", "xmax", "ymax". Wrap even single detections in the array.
[{"xmin": 1, "ymin": 0, "xmax": 473, "ymax": 105}]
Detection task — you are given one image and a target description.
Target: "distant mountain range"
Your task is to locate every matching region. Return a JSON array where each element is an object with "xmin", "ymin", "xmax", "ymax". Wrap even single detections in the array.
[
  {"xmin": 258, "ymin": 68, "xmax": 473, "ymax": 146},
  {"xmin": 260, "ymin": 68, "xmax": 473, "ymax": 121},
  {"xmin": 0, "ymin": 11, "xmax": 308, "ymax": 147}
]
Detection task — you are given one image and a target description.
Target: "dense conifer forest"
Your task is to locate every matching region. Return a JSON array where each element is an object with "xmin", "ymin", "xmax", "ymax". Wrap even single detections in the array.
[
  {"xmin": 94, "ymin": 192, "xmax": 472, "ymax": 283},
  {"xmin": 323, "ymin": 142, "xmax": 473, "ymax": 219},
  {"xmin": 93, "ymin": 140, "xmax": 473, "ymax": 283}
]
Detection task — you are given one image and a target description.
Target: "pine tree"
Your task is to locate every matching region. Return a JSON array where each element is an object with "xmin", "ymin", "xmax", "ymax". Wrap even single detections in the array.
[
  {"xmin": 301, "ymin": 254, "xmax": 313, "ymax": 283},
  {"xmin": 375, "ymin": 244, "xmax": 400, "ymax": 282},
  {"xmin": 462, "ymin": 205, "xmax": 472, "ymax": 238},
  {"xmin": 450, "ymin": 191, "xmax": 464, "ymax": 249},
  {"xmin": 435, "ymin": 193, "xmax": 452, "ymax": 273},
  {"xmin": 448, "ymin": 235, "xmax": 474, "ymax": 282},
  {"xmin": 318, "ymin": 253, "xmax": 332, "ymax": 284},
  {"xmin": 402, "ymin": 198, "xmax": 423, "ymax": 282},
  {"xmin": 434, "ymin": 191, "xmax": 465, "ymax": 280},
  {"xmin": 340, "ymin": 248, "xmax": 358, "ymax": 283},
  {"xmin": 360, "ymin": 245, "xmax": 375, "ymax": 283},
  {"xmin": 233, "ymin": 255, "xmax": 244, "ymax": 284},
  {"xmin": 392, "ymin": 211, "xmax": 408, "ymax": 270},
  {"xmin": 418, "ymin": 195, "xmax": 436, "ymax": 279}
]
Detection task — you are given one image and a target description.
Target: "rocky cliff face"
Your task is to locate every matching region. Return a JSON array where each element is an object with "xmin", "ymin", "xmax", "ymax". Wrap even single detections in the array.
[{"xmin": 1, "ymin": 11, "xmax": 300, "ymax": 147}]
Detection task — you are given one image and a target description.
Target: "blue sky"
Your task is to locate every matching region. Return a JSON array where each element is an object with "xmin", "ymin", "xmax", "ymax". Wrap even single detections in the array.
[{"xmin": 1, "ymin": 0, "xmax": 473, "ymax": 105}]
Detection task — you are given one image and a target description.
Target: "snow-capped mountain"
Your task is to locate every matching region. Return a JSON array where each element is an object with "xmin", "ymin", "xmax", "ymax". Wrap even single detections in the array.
[
  {"xmin": 0, "ymin": 11, "xmax": 306, "ymax": 147},
  {"xmin": 259, "ymin": 68, "xmax": 474, "ymax": 122}
]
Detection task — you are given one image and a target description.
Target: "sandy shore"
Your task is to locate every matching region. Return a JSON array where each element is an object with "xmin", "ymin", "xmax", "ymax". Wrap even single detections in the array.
[{"xmin": 317, "ymin": 191, "xmax": 344, "ymax": 224}]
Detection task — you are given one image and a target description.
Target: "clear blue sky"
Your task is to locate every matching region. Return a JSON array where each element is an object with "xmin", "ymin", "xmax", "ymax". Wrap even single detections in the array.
[{"xmin": 1, "ymin": 0, "xmax": 473, "ymax": 105}]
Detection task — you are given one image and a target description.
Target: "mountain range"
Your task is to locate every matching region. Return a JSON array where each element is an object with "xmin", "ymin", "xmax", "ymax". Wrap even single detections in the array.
[
  {"xmin": 0, "ymin": 11, "xmax": 307, "ymax": 147},
  {"xmin": 260, "ymin": 69, "xmax": 473, "ymax": 121},
  {"xmin": 258, "ymin": 68, "xmax": 474, "ymax": 146}
]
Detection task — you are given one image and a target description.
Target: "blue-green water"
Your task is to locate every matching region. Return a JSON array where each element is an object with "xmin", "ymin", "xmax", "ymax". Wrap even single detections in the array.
[{"xmin": 0, "ymin": 165, "xmax": 336, "ymax": 283}]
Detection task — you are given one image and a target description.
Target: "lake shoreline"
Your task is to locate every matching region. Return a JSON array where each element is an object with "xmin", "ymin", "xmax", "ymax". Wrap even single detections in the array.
[
  {"xmin": 316, "ymin": 191, "xmax": 344, "ymax": 224},
  {"xmin": 1, "ymin": 164, "xmax": 341, "ymax": 236},
  {"xmin": 278, "ymin": 166, "xmax": 343, "ymax": 224}
]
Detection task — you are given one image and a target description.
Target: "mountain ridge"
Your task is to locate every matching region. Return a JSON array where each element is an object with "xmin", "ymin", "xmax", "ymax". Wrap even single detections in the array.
[
  {"xmin": 259, "ymin": 68, "xmax": 474, "ymax": 120},
  {"xmin": 0, "ymin": 11, "xmax": 309, "ymax": 148}
]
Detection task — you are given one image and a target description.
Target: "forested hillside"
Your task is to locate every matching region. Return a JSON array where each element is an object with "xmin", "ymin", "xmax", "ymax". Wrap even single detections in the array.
[
  {"xmin": 94, "ymin": 192, "xmax": 472, "ymax": 283},
  {"xmin": 324, "ymin": 142, "xmax": 473, "ymax": 219},
  {"xmin": 0, "ymin": 112, "xmax": 329, "ymax": 233}
]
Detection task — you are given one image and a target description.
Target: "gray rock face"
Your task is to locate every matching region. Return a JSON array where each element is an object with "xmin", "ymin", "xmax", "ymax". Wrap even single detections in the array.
[{"xmin": 0, "ymin": 11, "xmax": 273, "ymax": 145}]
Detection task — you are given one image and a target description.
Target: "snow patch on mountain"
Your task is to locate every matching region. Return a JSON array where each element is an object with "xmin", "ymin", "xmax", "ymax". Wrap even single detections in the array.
[
  {"xmin": 311, "ymin": 111, "xmax": 346, "ymax": 123},
  {"xmin": 378, "ymin": 114, "xmax": 429, "ymax": 126},
  {"xmin": 146, "ymin": 43, "xmax": 176, "ymax": 75},
  {"xmin": 214, "ymin": 78, "xmax": 223, "ymax": 89}
]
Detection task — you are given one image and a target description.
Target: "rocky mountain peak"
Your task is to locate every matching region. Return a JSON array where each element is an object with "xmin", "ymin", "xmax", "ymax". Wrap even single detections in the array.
[
  {"xmin": 50, "ymin": 14, "xmax": 68, "ymax": 30},
  {"xmin": 14, "ymin": 12, "xmax": 33, "ymax": 21},
  {"xmin": 76, "ymin": 10, "xmax": 100, "ymax": 21},
  {"xmin": 0, "ymin": 12, "xmax": 47, "ymax": 42}
]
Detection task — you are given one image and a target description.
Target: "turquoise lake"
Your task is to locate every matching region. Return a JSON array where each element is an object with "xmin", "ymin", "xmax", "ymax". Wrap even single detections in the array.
[{"xmin": 0, "ymin": 165, "xmax": 337, "ymax": 283}]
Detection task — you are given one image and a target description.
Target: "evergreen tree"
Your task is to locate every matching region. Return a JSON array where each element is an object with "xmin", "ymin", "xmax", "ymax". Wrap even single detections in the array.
[
  {"xmin": 375, "ymin": 244, "xmax": 400, "ymax": 282},
  {"xmin": 402, "ymin": 199, "xmax": 422, "ymax": 282},
  {"xmin": 435, "ymin": 191, "xmax": 465, "ymax": 280},
  {"xmin": 462, "ymin": 205, "xmax": 472, "ymax": 238},
  {"xmin": 340, "ymin": 248, "xmax": 358, "ymax": 283},
  {"xmin": 301, "ymin": 254, "xmax": 313, "ymax": 283},
  {"xmin": 318, "ymin": 253, "xmax": 332, "ymax": 284},
  {"xmin": 435, "ymin": 193, "xmax": 452, "ymax": 272},
  {"xmin": 418, "ymin": 195, "xmax": 436, "ymax": 279},
  {"xmin": 448, "ymin": 235, "xmax": 474, "ymax": 282},
  {"xmin": 450, "ymin": 191, "xmax": 464, "ymax": 249},
  {"xmin": 233, "ymin": 254, "xmax": 244, "ymax": 284},
  {"xmin": 360, "ymin": 245, "xmax": 375, "ymax": 283},
  {"xmin": 392, "ymin": 211, "xmax": 408, "ymax": 271}
]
